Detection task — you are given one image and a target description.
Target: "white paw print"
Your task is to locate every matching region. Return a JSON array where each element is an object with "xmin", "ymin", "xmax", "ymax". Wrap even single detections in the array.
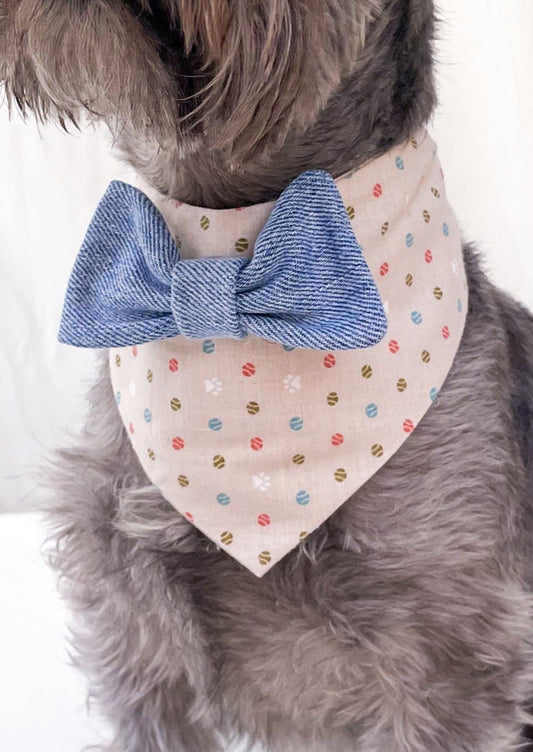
[
  {"xmin": 128, "ymin": 379, "xmax": 136, "ymax": 397},
  {"xmin": 283, "ymin": 374, "xmax": 301, "ymax": 393},
  {"xmin": 252, "ymin": 472, "xmax": 271, "ymax": 492},
  {"xmin": 204, "ymin": 377, "xmax": 222, "ymax": 396},
  {"xmin": 451, "ymin": 259, "xmax": 458, "ymax": 275}
]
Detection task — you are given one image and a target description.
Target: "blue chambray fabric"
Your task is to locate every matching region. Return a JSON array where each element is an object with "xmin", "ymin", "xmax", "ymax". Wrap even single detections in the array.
[{"xmin": 58, "ymin": 170, "xmax": 388, "ymax": 350}]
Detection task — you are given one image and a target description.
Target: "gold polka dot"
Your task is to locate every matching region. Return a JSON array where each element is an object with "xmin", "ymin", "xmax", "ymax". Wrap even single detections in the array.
[
  {"xmin": 405, "ymin": 273, "xmax": 413, "ymax": 287},
  {"xmin": 177, "ymin": 474, "xmax": 189, "ymax": 487},
  {"xmin": 115, "ymin": 354, "xmax": 121, "ymax": 367},
  {"xmin": 220, "ymin": 531, "xmax": 233, "ymax": 545},
  {"xmin": 422, "ymin": 209, "xmax": 431, "ymax": 223},
  {"xmin": 433, "ymin": 286, "xmax": 443, "ymax": 300},
  {"xmin": 327, "ymin": 391, "xmax": 339, "ymax": 406},
  {"xmin": 200, "ymin": 215, "xmax": 210, "ymax": 230},
  {"xmin": 213, "ymin": 454, "xmax": 225, "ymax": 469},
  {"xmin": 346, "ymin": 206, "xmax": 355, "ymax": 220},
  {"xmin": 235, "ymin": 238, "xmax": 249, "ymax": 253},
  {"xmin": 431, "ymin": 187, "xmax": 440, "ymax": 198},
  {"xmin": 170, "ymin": 397, "xmax": 181, "ymax": 411},
  {"xmin": 361, "ymin": 364, "xmax": 372, "ymax": 379},
  {"xmin": 410, "ymin": 137, "xmax": 418, "ymax": 149},
  {"xmin": 147, "ymin": 448, "xmax": 155, "ymax": 460},
  {"xmin": 147, "ymin": 369, "xmax": 153, "ymax": 383},
  {"xmin": 396, "ymin": 377, "xmax": 407, "ymax": 392},
  {"xmin": 292, "ymin": 453, "xmax": 305, "ymax": 465},
  {"xmin": 421, "ymin": 350, "xmax": 431, "ymax": 363},
  {"xmin": 334, "ymin": 467, "xmax": 347, "ymax": 482},
  {"xmin": 246, "ymin": 401, "xmax": 260, "ymax": 415},
  {"xmin": 381, "ymin": 221, "xmax": 389, "ymax": 236},
  {"xmin": 258, "ymin": 550, "xmax": 271, "ymax": 565},
  {"xmin": 371, "ymin": 443, "xmax": 384, "ymax": 457},
  {"xmin": 299, "ymin": 531, "xmax": 308, "ymax": 540}
]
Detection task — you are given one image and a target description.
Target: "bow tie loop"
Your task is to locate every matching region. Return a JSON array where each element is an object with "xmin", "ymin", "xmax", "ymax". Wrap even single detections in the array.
[{"xmin": 171, "ymin": 257, "xmax": 246, "ymax": 340}]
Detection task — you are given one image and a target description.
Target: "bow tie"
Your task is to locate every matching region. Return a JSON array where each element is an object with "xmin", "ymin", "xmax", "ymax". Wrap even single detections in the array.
[{"xmin": 58, "ymin": 170, "xmax": 388, "ymax": 351}]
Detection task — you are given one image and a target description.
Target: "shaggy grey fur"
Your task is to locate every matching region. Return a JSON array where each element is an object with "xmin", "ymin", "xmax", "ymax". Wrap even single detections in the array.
[{"xmin": 2, "ymin": 1, "xmax": 533, "ymax": 750}]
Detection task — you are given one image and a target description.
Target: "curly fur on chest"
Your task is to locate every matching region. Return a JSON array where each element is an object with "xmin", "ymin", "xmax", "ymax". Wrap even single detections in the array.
[{"xmin": 43, "ymin": 243, "xmax": 533, "ymax": 752}]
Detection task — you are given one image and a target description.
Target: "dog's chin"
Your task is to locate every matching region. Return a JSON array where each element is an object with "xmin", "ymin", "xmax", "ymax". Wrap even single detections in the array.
[
  {"xmin": 113, "ymin": 119, "xmax": 252, "ymax": 171},
  {"xmin": 1, "ymin": 0, "xmax": 380, "ymax": 166}
]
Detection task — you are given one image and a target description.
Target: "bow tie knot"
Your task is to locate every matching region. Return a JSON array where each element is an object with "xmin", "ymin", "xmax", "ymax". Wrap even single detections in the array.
[
  {"xmin": 172, "ymin": 257, "xmax": 245, "ymax": 340},
  {"xmin": 58, "ymin": 170, "xmax": 388, "ymax": 351}
]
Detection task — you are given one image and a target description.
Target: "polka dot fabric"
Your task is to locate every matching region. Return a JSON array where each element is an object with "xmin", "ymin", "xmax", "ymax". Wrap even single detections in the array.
[{"xmin": 110, "ymin": 129, "xmax": 468, "ymax": 577}]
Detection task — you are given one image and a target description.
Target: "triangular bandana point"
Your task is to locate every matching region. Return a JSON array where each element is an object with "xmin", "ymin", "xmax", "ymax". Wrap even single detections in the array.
[{"xmin": 110, "ymin": 128, "xmax": 468, "ymax": 577}]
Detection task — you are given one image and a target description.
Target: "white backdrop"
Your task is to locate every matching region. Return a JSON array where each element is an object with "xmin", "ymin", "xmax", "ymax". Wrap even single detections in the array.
[{"xmin": 0, "ymin": 2, "xmax": 532, "ymax": 750}]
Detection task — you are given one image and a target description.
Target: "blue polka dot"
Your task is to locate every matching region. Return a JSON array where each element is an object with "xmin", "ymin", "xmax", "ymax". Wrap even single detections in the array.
[
  {"xmin": 202, "ymin": 339, "xmax": 215, "ymax": 354},
  {"xmin": 115, "ymin": 391, "xmax": 121, "ymax": 405},
  {"xmin": 283, "ymin": 344, "xmax": 296, "ymax": 351},
  {"xmin": 289, "ymin": 416, "xmax": 304, "ymax": 431},
  {"xmin": 217, "ymin": 493, "xmax": 231, "ymax": 505},
  {"xmin": 395, "ymin": 156, "xmax": 405, "ymax": 170},
  {"xmin": 143, "ymin": 408, "xmax": 152, "ymax": 422},
  {"xmin": 430, "ymin": 387, "xmax": 439, "ymax": 402},
  {"xmin": 208, "ymin": 417, "xmax": 223, "ymax": 431},
  {"xmin": 411, "ymin": 311, "xmax": 423, "ymax": 325},
  {"xmin": 457, "ymin": 298, "xmax": 463, "ymax": 313},
  {"xmin": 365, "ymin": 403, "xmax": 378, "ymax": 418},
  {"xmin": 442, "ymin": 222, "xmax": 449, "ymax": 237},
  {"xmin": 296, "ymin": 490, "xmax": 310, "ymax": 505},
  {"xmin": 406, "ymin": 233, "xmax": 414, "ymax": 248}
]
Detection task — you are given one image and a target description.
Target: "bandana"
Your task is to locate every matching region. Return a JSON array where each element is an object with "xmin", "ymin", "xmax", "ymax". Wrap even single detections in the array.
[{"xmin": 86, "ymin": 128, "xmax": 467, "ymax": 577}]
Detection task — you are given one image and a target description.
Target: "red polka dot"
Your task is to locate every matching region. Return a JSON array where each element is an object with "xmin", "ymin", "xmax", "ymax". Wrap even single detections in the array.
[
  {"xmin": 185, "ymin": 511, "xmax": 194, "ymax": 521},
  {"xmin": 331, "ymin": 433, "xmax": 344, "ymax": 446},
  {"xmin": 242, "ymin": 362, "xmax": 256, "ymax": 377},
  {"xmin": 388, "ymin": 339, "xmax": 400, "ymax": 354},
  {"xmin": 373, "ymin": 183, "xmax": 383, "ymax": 198},
  {"xmin": 172, "ymin": 436, "xmax": 185, "ymax": 450},
  {"xmin": 442, "ymin": 325, "xmax": 450, "ymax": 340},
  {"xmin": 403, "ymin": 419, "xmax": 414, "ymax": 433},
  {"xmin": 175, "ymin": 201, "xmax": 183, "ymax": 209},
  {"xmin": 257, "ymin": 513, "xmax": 271, "ymax": 526},
  {"xmin": 132, "ymin": 345, "xmax": 138, "ymax": 357},
  {"xmin": 424, "ymin": 249, "xmax": 433, "ymax": 263},
  {"xmin": 129, "ymin": 422, "xmax": 134, "ymax": 434},
  {"xmin": 379, "ymin": 262, "xmax": 389, "ymax": 276},
  {"xmin": 323, "ymin": 353, "xmax": 336, "ymax": 369},
  {"xmin": 169, "ymin": 358, "xmax": 179, "ymax": 372},
  {"xmin": 250, "ymin": 437, "xmax": 264, "ymax": 451}
]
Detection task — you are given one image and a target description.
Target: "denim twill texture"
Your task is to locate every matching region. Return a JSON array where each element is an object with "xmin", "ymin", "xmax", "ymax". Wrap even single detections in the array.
[{"xmin": 58, "ymin": 170, "xmax": 388, "ymax": 351}]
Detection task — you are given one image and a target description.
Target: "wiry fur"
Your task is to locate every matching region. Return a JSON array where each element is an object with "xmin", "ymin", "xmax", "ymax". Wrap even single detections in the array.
[
  {"xmin": 1, "ymin": 0, "xmax": 431, "ymax": 205},
  {"xmin": 2, "ymin": 0, "xmax": 533, "ymax": 750}
]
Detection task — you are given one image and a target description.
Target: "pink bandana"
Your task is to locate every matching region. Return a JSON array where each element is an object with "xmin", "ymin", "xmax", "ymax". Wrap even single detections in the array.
[{"xmin": 109, "ymin": 129, "xmax": 468, "ymax": 576}]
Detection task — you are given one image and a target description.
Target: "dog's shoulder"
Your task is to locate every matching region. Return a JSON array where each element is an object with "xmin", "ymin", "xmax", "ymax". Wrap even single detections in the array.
[
  {"xmin": 465, "ymin": 239, "xmax": 533, "ymax": 474},
  {"xmin": 491, "ymin": 280, "xmax": 533, "ymax": 599},
  {"xmin": 494, "ymin": 286, "xmax": 533, "ymax": 475},
  {"xmin": 494, "ymin": 286, "xmax": 533, "ymax": 743}
]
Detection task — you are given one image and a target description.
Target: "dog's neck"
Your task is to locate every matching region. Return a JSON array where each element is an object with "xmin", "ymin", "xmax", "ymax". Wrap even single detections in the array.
[
  {"xmin": 118, "ymin": 114, "xmax": 415, "ymax": 210},
  {"xmin": 117, "ymin": 54, "xmax": 436, "ymax": 210}
]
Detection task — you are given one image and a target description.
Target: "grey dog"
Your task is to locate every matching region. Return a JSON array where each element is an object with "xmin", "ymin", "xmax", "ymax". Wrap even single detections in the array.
[{"xmin": 2, "ymin": 1, "xmax": 533, "ymax": 750}]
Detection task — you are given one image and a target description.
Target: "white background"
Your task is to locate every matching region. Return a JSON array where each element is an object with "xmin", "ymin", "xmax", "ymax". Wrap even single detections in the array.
[{"xmin": 0, "ymin": 1, "xmax": 532, "ymax": 750}]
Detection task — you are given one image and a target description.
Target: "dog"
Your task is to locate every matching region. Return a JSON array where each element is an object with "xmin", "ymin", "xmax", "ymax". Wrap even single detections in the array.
[{"xmin": 2, "ymin": 1, "xmax": 533, "ymax": 750}]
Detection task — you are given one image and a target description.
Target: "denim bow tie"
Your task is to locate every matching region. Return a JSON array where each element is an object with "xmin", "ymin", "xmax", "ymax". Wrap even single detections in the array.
[{"xmin": 58, "ymin": 170, "xmax": 388, "ymax": 350}]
